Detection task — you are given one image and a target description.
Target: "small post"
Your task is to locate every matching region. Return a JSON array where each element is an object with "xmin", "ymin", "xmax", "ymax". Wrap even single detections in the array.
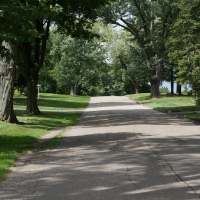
[{"xmin": 37, "ymin": 84, "xmax": 41, "ymax": 98}]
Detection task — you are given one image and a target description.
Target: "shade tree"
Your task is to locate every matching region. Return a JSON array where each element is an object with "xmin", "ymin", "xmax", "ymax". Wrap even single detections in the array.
[
  {"xmin": 49, "ymin": 31, "xmax": 107, "ymax": 96},
  {"xmin": 100, "ymin": 0, "xmax": 177, "ymax": 97},
  {"xmin": 105, "ymin": 29, "xmax": 148, "ymax": 94},
  {"xmin": 166, "ymin": 0, "xmax": 200, "ymax": 86},
  {"xmin": 0, "ymin": 0, "xmax": 114, "ymax": 122}
]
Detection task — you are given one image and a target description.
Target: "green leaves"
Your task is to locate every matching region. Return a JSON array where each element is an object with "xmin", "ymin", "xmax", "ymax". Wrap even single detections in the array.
[
  {"xmin": 49, "ymin": 28, "xmax": 107, "ymax": 95},
  {"xmin": 166, "ymin": 0, "xmax": 200, "ymax": 84}
]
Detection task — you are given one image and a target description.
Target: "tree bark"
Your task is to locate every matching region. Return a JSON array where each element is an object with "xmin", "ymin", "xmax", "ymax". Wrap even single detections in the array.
[
  {"xmin": 21, "ymin": 16, "xmax": 51, "ymax": 114},
  {"xmin": 23, "ymin": 43, "xmax": 41, "ymax": 114},
  {"xmin": 149, "ymin": 60, "xmax": 162, "ymax": 98},
  {"xmin": 133, "ymin": 81, "xmax": 139, "ymax": 94},
  {"xmin": 135, "ymin": 87, "xmax": 139, "ymax": 94},
  {"xmin": 0, "ymin": 41, "xmax": 18, "ymax": 123},
  {"xmin": 150, "ymin": 78, "xmax": 160, "ymax": 98},
  {"xmin": 26, "ymin": 74, "xmax": 41, "ymax": 114}
]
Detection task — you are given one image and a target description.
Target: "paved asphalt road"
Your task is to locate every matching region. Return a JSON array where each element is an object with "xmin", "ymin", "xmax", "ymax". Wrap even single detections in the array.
[{"xmin": 1, "ymin": 96, "xmax": 200, "ymax": 200}]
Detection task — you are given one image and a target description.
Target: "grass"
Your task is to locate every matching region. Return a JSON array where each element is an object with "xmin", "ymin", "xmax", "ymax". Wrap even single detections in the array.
[
  {"xmin": 14, "ymin": 93, "xmax": 90, "ymax": 110},
  {"xmin": 180, "ymin": 114, "xmax": 200, "ymax": 121},
  {"xmin": 0, "ymin": 93, "xmax": 90, "ymax": 182},
  {"xmin": 126, "ymin": 93, "xmax": 200, "ymax": 112},
  {"xmin": 127, "ymin": 93, "xmax": 200, "ymax": 121}
]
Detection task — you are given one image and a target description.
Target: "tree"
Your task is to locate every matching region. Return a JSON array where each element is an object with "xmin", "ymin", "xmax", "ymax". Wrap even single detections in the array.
[
  {"xmin": 0, "ymin": 0, "xmax": 29, "ymax": 123},
  {"xmin": 0, "ymin": 42, "xmax": 18, "ymax": 123},
  {"xmin": 50, "ymin": 31, "xmax": 107, "ymax": 96},
  {"xmin": 0, "ymin": 0, "xmax": 114, "ymax": 118},
  {"xmin": 166, "ymin": 0, "xmax": 200, "ymax": 87},
  {"xmin": 100, "ymin": 0, "xmax": 176, "ymax": 97},
  {"xmin": 106, "ymin": 29, "xmax": 148, "ymax": 94}
]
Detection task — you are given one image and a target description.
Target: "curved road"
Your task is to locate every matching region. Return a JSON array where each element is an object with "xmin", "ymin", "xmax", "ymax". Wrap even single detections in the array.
[{"xmin": 1, "ymin": 96, "xmax": 200, "ymax": 199}]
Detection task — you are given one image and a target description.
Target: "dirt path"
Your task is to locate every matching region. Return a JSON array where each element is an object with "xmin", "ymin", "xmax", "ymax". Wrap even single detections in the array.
[{"xmin": 1, "ymin": 96, "xmax": 200, "ymax": 199}]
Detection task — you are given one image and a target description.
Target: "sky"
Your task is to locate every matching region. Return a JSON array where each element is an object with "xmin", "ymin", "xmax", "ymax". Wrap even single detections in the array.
[
  {"xmin": 160, "ymin": 81, "xmax": 178, "ymax": 93},
  {"xmin": 160, "ymin": 81, "xmax": 191, "ymax": 93}
]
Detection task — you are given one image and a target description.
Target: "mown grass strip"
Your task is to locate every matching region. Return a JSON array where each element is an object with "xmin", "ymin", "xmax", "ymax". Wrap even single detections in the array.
[
  {"xmin": 127, "ymin": 93, "xmax": 200, "ymax": 112},
  {"xmin": 14, "ymin": 93, "xmax": 90, "ymax": 110},
  {"xmin": 127, "ymin": 93, "xmax": 200, "ymax": 122}
]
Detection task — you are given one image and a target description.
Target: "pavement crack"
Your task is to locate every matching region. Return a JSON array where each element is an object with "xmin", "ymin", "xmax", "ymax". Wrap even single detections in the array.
[{"xmin": 139, "ymin": 132, "xmax": 200, "ymax": 199}]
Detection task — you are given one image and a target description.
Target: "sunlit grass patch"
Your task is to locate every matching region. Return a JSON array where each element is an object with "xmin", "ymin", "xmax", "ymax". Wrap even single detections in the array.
[
  {"xmin": 127, "ymin": 93, "xmax": 200, "ymax": 112},
  {"xmin": 0, "ymin": 112, "xmax": 81, "ymax": 182},
  {"xmin": 1, "ymin": 93, "xmax": 90, "ymax": 182},
  {"xmin": 14, "ymin": 93, "xmax": 90, "ymax": 110}
]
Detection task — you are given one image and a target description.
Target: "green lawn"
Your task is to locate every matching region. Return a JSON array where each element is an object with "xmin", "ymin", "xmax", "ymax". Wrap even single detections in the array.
[
  {"xmin": 127, "ymin": 93, "xmax": 200, "ymax": 112},
  {"xmin": 0, "ymin": 93, "xmax": 90, "ymax": 182},
  {"xmin": 127, "ymin": 93, "xmax": 200, "ymax": 121},
  {"xmin": 14, "ymin": 93, "xmax": 90, "ymax": 110}
]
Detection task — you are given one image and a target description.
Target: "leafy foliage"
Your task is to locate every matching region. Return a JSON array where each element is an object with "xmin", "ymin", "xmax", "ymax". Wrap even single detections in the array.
[
  {"xmin": 49, "ymin": 30, "xmax": 107, "ymax": 96},
  {"xmin": 100, "ymin": 0, "xmax": 176, "ymax": 97},
  {"xmin": 166, "ymin": 0, "xmax": 200, "ymax": 85}
]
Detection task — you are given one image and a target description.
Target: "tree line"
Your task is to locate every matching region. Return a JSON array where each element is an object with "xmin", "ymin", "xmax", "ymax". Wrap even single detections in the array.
[{"xmin": 0, "ymin": 0, "xmax": 200, "ymax": 123}]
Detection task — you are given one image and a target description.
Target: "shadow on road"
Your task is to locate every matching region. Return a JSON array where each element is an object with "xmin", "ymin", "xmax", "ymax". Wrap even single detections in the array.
[
  {"xmin": 1, "ymin": 131, "xmax": 200, "ymax": 199},
  {"xmin": 1, "ymin": 96, "xmax": 200, "ymax": 200}
]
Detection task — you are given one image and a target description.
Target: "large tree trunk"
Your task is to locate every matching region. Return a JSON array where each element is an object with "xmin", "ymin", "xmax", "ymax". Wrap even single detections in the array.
[
  {"xmin": 150, "ymin": 78, "xmax": 160, "ymax": 98},
  {"xmin": 23, "ymin": 43, "xmax": 41, "ymax": 114},
  {"xmin": 135, "ymin": 87, "xmax": 139, "ymax": 94},
  {"xmin": 133, "ymin": 81, "xmax": 139, "ymax": 94},
  {"xmin": 21, "ymin": 18, "xmax": 51, "ymax": 114},
  {"xmin": 0, "ymin": 42, "xmax": 18, "ymax": 123},
  {"xmin": 26, "ymin": 72, "xmax": 41, "ymax": 114},
  {"xmin": 148, "ymin": 61, "xmax": 162, "ymax": 98}
]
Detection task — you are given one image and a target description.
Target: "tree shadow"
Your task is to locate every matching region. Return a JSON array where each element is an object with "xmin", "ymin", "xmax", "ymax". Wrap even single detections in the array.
[
  {"xmin": 1, "ymin": 132, "xmax": 200, "ymax": 199},
  {"xmin": 14, "ymin": 98, "xmax": 88, "ymax": 110},
  {"xmin": 76, "ymin": 109, "xmax": 194, "ymax": 128},
  {"xmin": 1, "ymin": 97, "xmax": 200, "ymax": 199}
]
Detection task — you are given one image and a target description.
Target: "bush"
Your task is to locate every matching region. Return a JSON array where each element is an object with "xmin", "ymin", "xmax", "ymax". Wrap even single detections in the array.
[
  {"xmin": 159, "ymin": 87, "xmax": 169, "ymax": 94},
  {"xmin": 23, "ymin": 87, "xmax": 27, "ymax": 96}
]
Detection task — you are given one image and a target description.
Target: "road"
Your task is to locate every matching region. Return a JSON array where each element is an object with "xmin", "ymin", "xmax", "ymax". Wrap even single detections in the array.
[{"xmin": 1, "ymin": 96, "xmax": 200, "ymax": 199}]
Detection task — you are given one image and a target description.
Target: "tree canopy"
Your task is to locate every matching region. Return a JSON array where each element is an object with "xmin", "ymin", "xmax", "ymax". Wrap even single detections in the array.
[{"xmin": 1, "ymin": 0, "xmax": 200, "ymax": 122}]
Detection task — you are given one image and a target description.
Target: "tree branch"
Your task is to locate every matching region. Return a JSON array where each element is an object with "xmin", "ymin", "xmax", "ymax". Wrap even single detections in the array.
[
  {"xmin": 117, "ymin": 17, "xmax": 145, "ymax": 48},
  {"xmin": 117, "ymin": 55, "xmax": 127, "ymax": 70},
  {"xmin": 133, "ymin": 0, "xmax": 149, "ymax": 37}
]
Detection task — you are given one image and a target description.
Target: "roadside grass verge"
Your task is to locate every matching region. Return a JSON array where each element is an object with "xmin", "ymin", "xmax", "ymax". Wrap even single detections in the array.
[
  {"xmin": 127, "ymin": 93, "xmax": 200, "ymax": 112},
  {"xmin": 14, "ymin": 93, "xmax": 90, "ymax": 110},
  {"xmin": 126, "ymin": 93, "xmax": 200, "ymax": 121},
  {"xmin": 0, "ymin": 93, "xmax": 89, "ymax": 182},
  {"xmin": 180, "ymin": 114, "xmax": 200, "ymax": 122}
]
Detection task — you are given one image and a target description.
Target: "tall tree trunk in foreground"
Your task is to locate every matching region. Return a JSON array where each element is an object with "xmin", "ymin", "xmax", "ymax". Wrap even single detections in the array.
[{"xmin": 0, "ymin": 42, "xmax": 18, "ymax": 123}]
